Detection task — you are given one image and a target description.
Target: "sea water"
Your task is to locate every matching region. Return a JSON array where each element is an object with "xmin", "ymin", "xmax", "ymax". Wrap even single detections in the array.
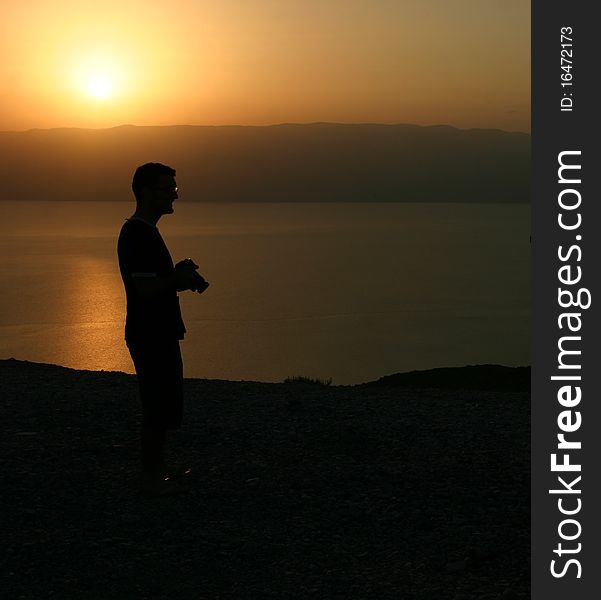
[{"xmin": 0, "ymin": 201, "xmax": 530, "ymax": 384}]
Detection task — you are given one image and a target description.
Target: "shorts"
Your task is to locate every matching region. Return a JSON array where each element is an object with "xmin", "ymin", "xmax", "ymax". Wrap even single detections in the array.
[{"xmin": 127, "ymin": 338, "xmax": 184, "ymax": 430}]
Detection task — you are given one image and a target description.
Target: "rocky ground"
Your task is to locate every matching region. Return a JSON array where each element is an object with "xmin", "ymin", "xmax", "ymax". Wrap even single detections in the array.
[{"xmin": 1, "ymin": 359, "xmax": 529, "ymax": 599}]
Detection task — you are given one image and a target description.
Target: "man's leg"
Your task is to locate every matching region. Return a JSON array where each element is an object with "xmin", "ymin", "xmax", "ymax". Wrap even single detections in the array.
[
  {"xmin": 139, "ymin": 426, "xmax": 187, "ymax": 494},
  {"xmin": 141, "ymin": 424, "xmax": 166, "ymax": 481},
  {"xmin": 130, "ymin": 340, "xmax": 186, "ymax": 494}
]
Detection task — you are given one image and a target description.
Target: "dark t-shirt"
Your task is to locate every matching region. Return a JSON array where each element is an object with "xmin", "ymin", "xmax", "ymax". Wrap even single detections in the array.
[{"xmin": 117, "ymin": 218, "xmax": 186, "ymax": 342}]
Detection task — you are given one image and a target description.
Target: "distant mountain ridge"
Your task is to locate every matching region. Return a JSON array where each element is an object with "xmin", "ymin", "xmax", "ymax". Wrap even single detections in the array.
[
  {"xmin": 1, "ymin": 358, "xmax": 531, "ymax": 391},
  {"xmin": 363, "ymin": 364, "xmax": 530, "ymax": 392},
  {"xmin": 0, "ymin": 123, "xmax": 530, "ymax": 203}
]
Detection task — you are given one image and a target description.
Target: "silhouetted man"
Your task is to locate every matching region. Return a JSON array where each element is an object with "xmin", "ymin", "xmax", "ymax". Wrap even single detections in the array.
[{"xmin": 118, "ymin": 162, "xmax": 209, "ymax": 496}]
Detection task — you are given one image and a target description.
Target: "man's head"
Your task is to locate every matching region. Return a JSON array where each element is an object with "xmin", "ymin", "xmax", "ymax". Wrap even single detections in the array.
[{"xmin": 132, "ymin": 162, "xmax": 178, "ymax": 216}]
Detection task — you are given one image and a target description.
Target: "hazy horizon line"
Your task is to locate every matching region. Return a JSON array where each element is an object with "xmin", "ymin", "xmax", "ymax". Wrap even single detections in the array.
[{"xmin": 1, "ymin": 121, "xmax": 531, "ymax": 136}]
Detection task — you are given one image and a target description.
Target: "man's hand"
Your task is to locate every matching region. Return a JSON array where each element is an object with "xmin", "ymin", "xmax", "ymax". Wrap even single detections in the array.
[
  {"xmin": 174, "ymin": 259, "xmax": 200, "ymax": 291},
  {"xmin": 174, "ymin": 258, "xmax": 210, "ymax": 294},
  {"xmin": 176, "ymin": 258, "xmax": 199, "ymax": 271}
]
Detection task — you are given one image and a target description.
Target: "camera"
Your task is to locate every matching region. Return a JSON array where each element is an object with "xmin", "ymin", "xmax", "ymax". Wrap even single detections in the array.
[
  {"xmin": 191, "ymin": 271, "xmax": 209, "ymax": 294},
  {"xmin": 175, "ymin": 258, "xmax": 209, "ymax": 294}
]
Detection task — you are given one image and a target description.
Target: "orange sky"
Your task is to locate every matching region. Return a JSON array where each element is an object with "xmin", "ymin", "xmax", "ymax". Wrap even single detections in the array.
[{"xmin": 2, "ymin": 0, "xmax": 530, "ymax": 132}]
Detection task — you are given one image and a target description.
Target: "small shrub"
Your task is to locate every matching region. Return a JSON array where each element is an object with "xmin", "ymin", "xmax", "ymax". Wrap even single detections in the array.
[{"xmin": 283, "ymin": 375, "xmax": 333, "ymax": 387}]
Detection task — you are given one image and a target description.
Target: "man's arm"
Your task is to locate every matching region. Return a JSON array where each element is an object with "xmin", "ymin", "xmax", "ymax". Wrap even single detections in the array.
[{"xmin": 132, "ymin": 264, "xmax": 198, "ymax": 299}]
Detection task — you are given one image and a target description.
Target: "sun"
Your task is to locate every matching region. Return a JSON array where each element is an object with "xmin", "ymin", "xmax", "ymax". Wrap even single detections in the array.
[
  {"xmin": 67, "ymin": 48, "xmax": 135, "ymax": 107},
  {"xmin": 87, "ymin": 75, "xmax": 112, "ymax": 99}
]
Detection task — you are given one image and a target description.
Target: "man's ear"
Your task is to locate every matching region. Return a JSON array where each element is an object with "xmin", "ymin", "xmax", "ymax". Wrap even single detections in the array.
[{"xmin": 137, "ymin": 187, "xmax": 152, "ymax": 206}]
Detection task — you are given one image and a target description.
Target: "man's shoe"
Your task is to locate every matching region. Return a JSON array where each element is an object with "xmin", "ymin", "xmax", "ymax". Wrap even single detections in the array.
[
  {"xmin": 163, "ymin": 464, "xmax": 193, "ymax": 483},
  {"xmin": 138, "ymin": 476, "xmax": 188, "ymax": 497}
]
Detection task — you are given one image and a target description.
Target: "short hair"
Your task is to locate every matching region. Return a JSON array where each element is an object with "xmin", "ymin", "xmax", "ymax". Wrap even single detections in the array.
[{"xmin": 132, "ymin": 163, "xmax": 176, "ymax": 200}]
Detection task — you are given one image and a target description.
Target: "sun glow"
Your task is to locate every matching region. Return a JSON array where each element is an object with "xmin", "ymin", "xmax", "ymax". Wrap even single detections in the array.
[
  {"xmin": 87, "ymin": 75, "xmax": 112, "ymax": 99},
  {"xmin": 68, "ymin": 52, "xmax": 125, "ymax": 103}
]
